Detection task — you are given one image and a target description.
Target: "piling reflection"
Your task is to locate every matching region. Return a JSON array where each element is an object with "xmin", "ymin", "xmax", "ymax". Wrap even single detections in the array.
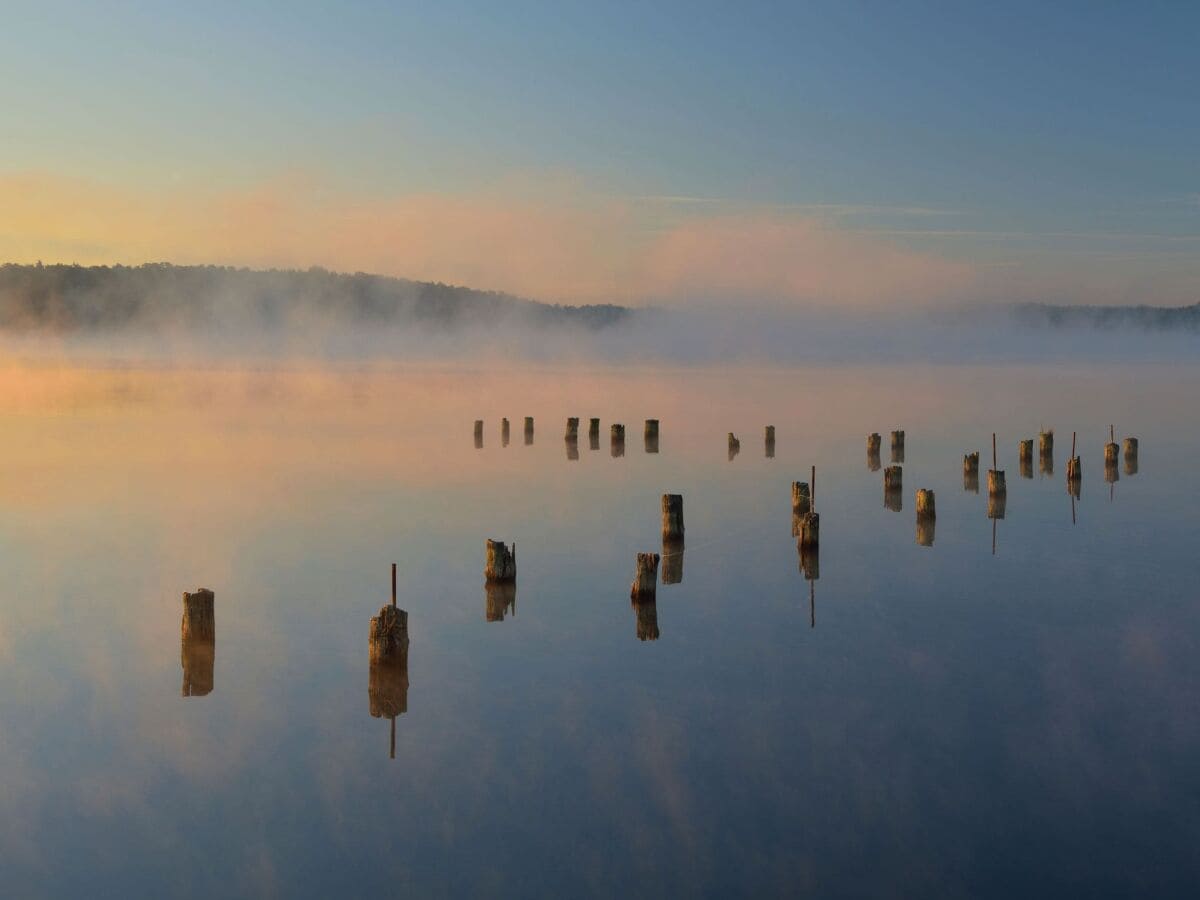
[
  {"xmin": 181, "ymin": 589, "xmax": 215, "ymax": 698},
  {"xmin": 484, "ymin": 581, "xmax": 517, "ymax": 621},
  {"xmin": 883, "ymin": 465, "xmax": 902, "ymax": 511},
  {"xmin": 1123, "ymin": 438, "xmax": 1139, "ymax": 476},
  {"xmin": 987, "ymin": 491, "xmax": 1007, "ymax": 520},
  {"xmin": 890, "ymin": 429, "xmax": 905, "ymax": 463},
  {"xmin": 916, "ymin": 516, "xmax": 935, "ymax": 547},
  {"xmin": 799, "ymin": 543, "xmax": 819, "ymax": 628},
  {"xmin": 566, "ymin": 436, "xmax": 580, "ymax": 460},
  {"xmin": 661, "ymin": 538, "xmax": 684, "ymax": 585},
  {"xmin": 368, "ymin": 604, "xmax": 410, "ymax": 759}
]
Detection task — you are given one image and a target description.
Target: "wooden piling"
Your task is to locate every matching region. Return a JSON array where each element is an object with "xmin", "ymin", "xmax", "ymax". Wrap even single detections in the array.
[
  {"xmin": 799, "ymin": 542, "xmax": 819, "ymax": 581},
  {"xmin": 632, "ymin": 598, "xmax": 660, "ymax": 641},
  {"xmin": 727, "ymin": 433, "xmax": 740, "ymax": 461},
  {"xmin": 369, "ymin": 604, "xmax": 409, "ymax": 664},
  {"xmin": 631, "ymin": 552, "xmax": 660, "ymax": 600},
  {"xmin": 916, "ymin": 489, "xmax": 936, "ymax": 519},
  {"xmin": 661, "ymin": 538, "xmax": 684, "ymax": 585},
  {"xmin": 796, "ymin": 512, "xmax": 819, "ymax": 548},
  {"xmin": 987, "ymin": 490, "xmax": 1007, "ymax": 520},
  {"xmin": 1104, "ymin": 426, "xmax": 1119, "ymax": 467},
  {"xmin": 884, "ymin": 465, "xmax": 903, "ymax": 492},
  {"xmin": 661, "ymin": 494, "xmax": 685, "ymax": 541},
  {"xmin": 589, "ymin": 418, "xmax": 601, "ymax": 440},
  {"xmin": 1066, "ymin": 430, "xmax": 1081, "ymax": 486},
  {"xmin": 611, "ymin": 423, "xmax": 626, "ymax": 457},
  {"xmin": 1039, "ymin": 430, "xmax": 1054, "ymax": 475},
  {"xmin": 916, "ymin": 516, "xmax": 936, "ymax": 547},
  {"xmin": 368, "ymin": 648, "xmax": 409, "ymax": 720},
  {"xmin": 181, "ymin": 588, "xmax": 215, "ymax": 697},
  {"xmin": 565, "ymin": 417, "xmax": 579, "ymax": 440},
  {"xmin": 501, "ymin": 417, "xmax": 510, "ymax": 447},
  {"xmin": 1123, "ymin": 437, "xmax": 1139, "ymax": 475},
  {"xmin": 890, "ymin": 430, "xmax": 905, "ymax": 463},
  {"xmin": 791, "ymin": 481, "xmax": 811, "ymax": 515},
  {"xmin": 867, "ymin": 433, "xmax": 882, "ymax": 471},
  {"xmin": 765, "ymin": 425, "xmax": 776, "ymax": 458},
  {"xmin": 988, "ymin": 432, "xmax": 1006, "ymax": 500},
  {"xmin": 524, "ymin": 416, "xmax": 534, "ymax": 445},
  {"xmin": 474, "ymin": 419, "xmax": 484, "ymax": 449},
  {"xmin": 484, "ymin": 539, "xmax": 516, "ymax": 582},
  {"xmin": 1019, "ymin": 439, "xmax": 1034, "ymax": 478},
  {"xmin": 963, "ymin": 451, "xmax": 980, "ymax": 477}
]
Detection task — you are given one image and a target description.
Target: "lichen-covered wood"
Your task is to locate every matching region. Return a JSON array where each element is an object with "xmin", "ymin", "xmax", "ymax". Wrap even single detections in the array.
[
  {"xmin": 485, "ymin": 581, "xmax": 517, "ymax": 622},
  {"xmin": 368, "ymin": 604, "xmax": 409, "ymax": 664},
  {"xmin": 916, "ymin": 488, "xmax": 936, "ymax": 519},
  {"xmin": 632, "ymin": 598, "xmax": 660, "ymax": 641},
  {"xmin": 630, "ymin": 552, "xmax": 660, "ymax": 600},
  {"xmin": 791, "ymin": 481, "xmax": 811, "ymax": 514},
  {"xmin": 485, "ymin": 539, "xmax": 517, "ymax": 582},
  {"xmin": 797, "ymin": 511, "xmax": 820, "ymax": 548},
  {"xmin": 661, "ymin": 539, "xmax": 684, "ymax": 585},
  {"xmin": 891, "ymin": 430, "xmax": 905, "ymax": 463},
  {"xmin": 661, "ymin": 494, "xmax": 684, "ymax": 541},
  {"xmin": 182, "ymin": 589, "xmax": 215, "ymax": 642}
]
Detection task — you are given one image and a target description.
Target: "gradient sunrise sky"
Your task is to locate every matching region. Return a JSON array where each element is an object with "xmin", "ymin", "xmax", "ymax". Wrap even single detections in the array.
[{"xmin": 2, "ymin": 0, "xmax": 1198, "ymax": 309}]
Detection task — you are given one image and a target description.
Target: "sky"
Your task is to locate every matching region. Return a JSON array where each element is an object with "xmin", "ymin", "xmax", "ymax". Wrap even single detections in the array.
[{"xmin": 1, "ymin": 0, "xmax": 1198, "ymax": 309}]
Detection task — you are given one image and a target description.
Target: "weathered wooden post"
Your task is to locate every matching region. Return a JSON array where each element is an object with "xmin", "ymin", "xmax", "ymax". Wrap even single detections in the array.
[
  {"xmin": 484, "ymin": 581, "xmax": 517, "ymax": 622},
  {"xmin": 1123, "ymin": 437, "xmax": 1139, "ymax": 475},
  {"xmin": 963, "ymin": 451, "xmax": 980, "ymax": 493},
  {"xmin": 501, "ymin": 417, "xmax": 510, "ymax": 447},
  {"xmin": 565, "ymin": 417, "xmax": 579, "ymax": 440},
  {"xmin": 867, "ymin": 433, "xmax": 882, "ymax": 471},
  {"xmin": 661, "ymin": 494, "xmax": 684, "ymax": 542},
  {"xmin": 368, "ymin": 589, "xmax": 410, "ymax": 760},
  {"xmin": 589, "ymin": 417, "xmax": 601, "ymax": 450},
  {"xmin": 632, "ymin": 598, "xmax": 660, "ymax": 641},
  {"xmin": 1039, "ymin": 430, "xmax": 1054, "ymax": 475},
  {"xmin": 797, "ymin": 466, "xmax": 819, "ymax": 548},
  {"xmin": 181, "ymin": 588, "xmax": 215, "ymax": 698},
  {"xmin": 1066, "ymin": 430, "xmax": 1081, "ymax": 490},
  {"xmin": 1104, "ymin": 425, "xmax": 1119, "ymax": 466},
  {"xmin": 1019, "ymin": 439, "xmax": 1033, "ymax": 478},
  {"xmin": 485, "ymin": 539, "xmax": 516, "ymax": 582},
  {"xmin": 631, "ymin": 552, "xmax": 660, "ymax": 600},
  {"xmin": 765, "ymin": 425, "xmax": 776, "ymax": 458},
  {"xmin": 884, "ymin": 465, "xmax": 903, "ymax": 510},
  {"xmin": 644, "ymin": 419, "xmax": 660, "ymax": 454},
  {"xmin": 915, "ymin": 489, "xmax": 935, "ymax": 546},
  {"xmin": 611, "ymin": 423, "xmax": 625, "ymax": 457},
  {"xmin": 524, "ymin": 416, "xmax": 534, "ymax": 445},
  {"xmin": 727, "ymin": 433, "xmax": 740, "ymax": 461},
  {"xmin": 891, "ymin": 429, "xmax": 905, "ymax": 463},
  {"xmin": 474, "ymin": 419, "xmax": 484, "ymax": 449},
  {"xmin": 987, "ymin": 433, "xmax": 1006, "ymax": 501}
]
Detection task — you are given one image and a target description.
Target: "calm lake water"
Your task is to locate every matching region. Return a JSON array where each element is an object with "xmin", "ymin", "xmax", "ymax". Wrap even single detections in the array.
[{"xmin": 0, "ymin": 361, "xmax": 1196, "ymax": 898}]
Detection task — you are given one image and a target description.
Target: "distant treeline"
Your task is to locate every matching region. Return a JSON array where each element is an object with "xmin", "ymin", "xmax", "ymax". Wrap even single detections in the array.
[
  {"xmin": 0, "ymin": 263, "xmax": 630, "ymax": 333},
  {"xmin": 1013, "ymin": 301, "xmax": 1200, "ymax": 332}
]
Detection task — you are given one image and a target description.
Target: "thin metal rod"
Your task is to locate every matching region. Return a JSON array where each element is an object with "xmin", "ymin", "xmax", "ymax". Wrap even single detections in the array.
[
  {"xmin": 811, "ymin": 465, "xmax": 816, "ymax": 509},
  {"xmin": 391, "ymin": 563, "xmax": 397, "ymax": 608},
  {"xmin": 992, "ymin": 433, "xmax": 997, "ymax": 471}
]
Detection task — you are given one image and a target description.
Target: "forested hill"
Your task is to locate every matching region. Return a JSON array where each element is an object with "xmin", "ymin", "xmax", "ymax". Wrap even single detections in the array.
[
  {"xmin": 0, "ymin": 263, "xmax": 630, "ymax": 333},
  {"xmin": 1013, "ymin": 301, "xmax": 1200, "ymax": 332}
]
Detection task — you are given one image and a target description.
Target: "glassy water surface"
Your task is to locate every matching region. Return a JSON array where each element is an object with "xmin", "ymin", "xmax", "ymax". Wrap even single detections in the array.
[{"xmin": 0, "ymin": 362, "xmax": 1196, "ymax": 897}]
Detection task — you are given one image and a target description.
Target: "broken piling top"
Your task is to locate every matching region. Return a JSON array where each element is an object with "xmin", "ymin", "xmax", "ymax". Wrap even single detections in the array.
[
  {"xmin": 963, "ymin": 451, "xmax": 980, "ymax": 475},
  {"xmin": 1019, "ymin": 439, "xmax": 1034, "ymax": 461},
  {"xmin": 631, "ymin": 552, "xmax": 661, "ymax": 600},
  {"xmin": 792, "ymin": 481, "xmax": 811, "ymax": 513},
  {"xmin": 473, "ymin": 420, "xmax": 484, "ymax": 449},
  {"xmin": 565, "ymin": 417, "xmax": 580, "ymax": 440},
  {"xmin": 1066, "ymin": 456, "xmax": 1082, "ymax": 483},
  {"xmin": 890, "ymin": 430, "xmax": 905, "ymax": 463},
  {"xmin": 661, "ymin": 494, "xmax": 685, "ymax": 541},
  {"xmin": 1039, "ymin": 430, "xmax": 1054, "ymax": 455},
  {"xmin": 369, "ymin": 605, "xmax": 409, "ymax": 664},
  {"xmin": 727, "ymin": 433, "xmax": 740, "ymax": 461},
  {"xmin": 1104, "ymin": 441, "xmax": 1119, "ymax": 464},
  {"xmin": 501, "ymin": 418, "xmax": 510, "ymax": 446},
  {"xmin": 181, "ymin": 589, "xmax": 215, "ymax": 642},
  {"xmin": 611, "ymin": 423, "xmax": 626, "ymax": 457},
  {"xmin": 485, "ymin": 539, "xmax": 516, "ymax": 582},
  {"xmin": 916, "ymin": 488, "xmax": 936, "ymax": 519},
  {"xmin": 867, "ymin": 432, "xmax": 882, "ymax": 454}
]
